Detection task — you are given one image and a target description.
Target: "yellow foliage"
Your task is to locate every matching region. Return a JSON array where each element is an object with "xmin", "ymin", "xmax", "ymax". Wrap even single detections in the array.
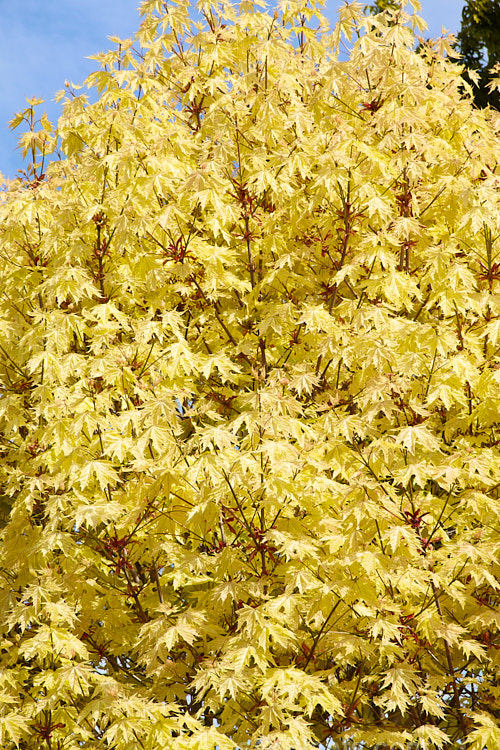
[{"xmin": 0, "ymin": 0, "xmax": 500, "ymax": 747}]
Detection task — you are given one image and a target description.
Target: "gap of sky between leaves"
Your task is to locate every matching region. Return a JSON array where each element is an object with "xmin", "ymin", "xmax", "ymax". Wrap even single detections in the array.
[{"xmin": 0, "ymin": 0, "xmax": 463, "ymax": 179}]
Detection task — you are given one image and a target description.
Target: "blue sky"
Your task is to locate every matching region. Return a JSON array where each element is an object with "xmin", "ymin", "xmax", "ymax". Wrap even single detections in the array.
[{"xmin": 0, "ymin": 0, "xmax": 464, "ymax": 179}]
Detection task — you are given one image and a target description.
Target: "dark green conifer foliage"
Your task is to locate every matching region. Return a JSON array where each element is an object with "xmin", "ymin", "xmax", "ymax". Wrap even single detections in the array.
[{"xmin": 457, "ymin": 1, "xmax": 500, "ymax": 108}]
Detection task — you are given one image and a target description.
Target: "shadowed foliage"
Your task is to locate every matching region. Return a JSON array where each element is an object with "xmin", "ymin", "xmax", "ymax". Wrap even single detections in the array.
[{"xmin": 457, "ymin": 0, "xmax": 500, "ymax": 108}]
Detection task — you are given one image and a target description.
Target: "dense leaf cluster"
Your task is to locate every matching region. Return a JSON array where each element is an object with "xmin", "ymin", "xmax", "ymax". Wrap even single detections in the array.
[{"xmin": 0, "ymin": 1, "xmax": 500, "ymax": 748}]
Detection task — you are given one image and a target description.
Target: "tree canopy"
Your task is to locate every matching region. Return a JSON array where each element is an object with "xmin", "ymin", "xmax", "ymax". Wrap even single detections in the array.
[{"xmin": 1, "ymin": 1, "xmax": 500, "ymax": 748}]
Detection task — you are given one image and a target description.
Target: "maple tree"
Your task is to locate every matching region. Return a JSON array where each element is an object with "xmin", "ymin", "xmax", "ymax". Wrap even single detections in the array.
[{"xmin": 1, "ymin": 0, "xmax": 500, "ymax": 748}]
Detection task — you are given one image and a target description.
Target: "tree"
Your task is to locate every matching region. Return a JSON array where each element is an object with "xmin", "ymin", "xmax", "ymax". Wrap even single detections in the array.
[
  {"xmin": 1, "ymin": 0, "xmax": 500, "ymax": 748},
  {"xmin": 457, "ymin": 0, "xmax": 500, "ymax": 108}
]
